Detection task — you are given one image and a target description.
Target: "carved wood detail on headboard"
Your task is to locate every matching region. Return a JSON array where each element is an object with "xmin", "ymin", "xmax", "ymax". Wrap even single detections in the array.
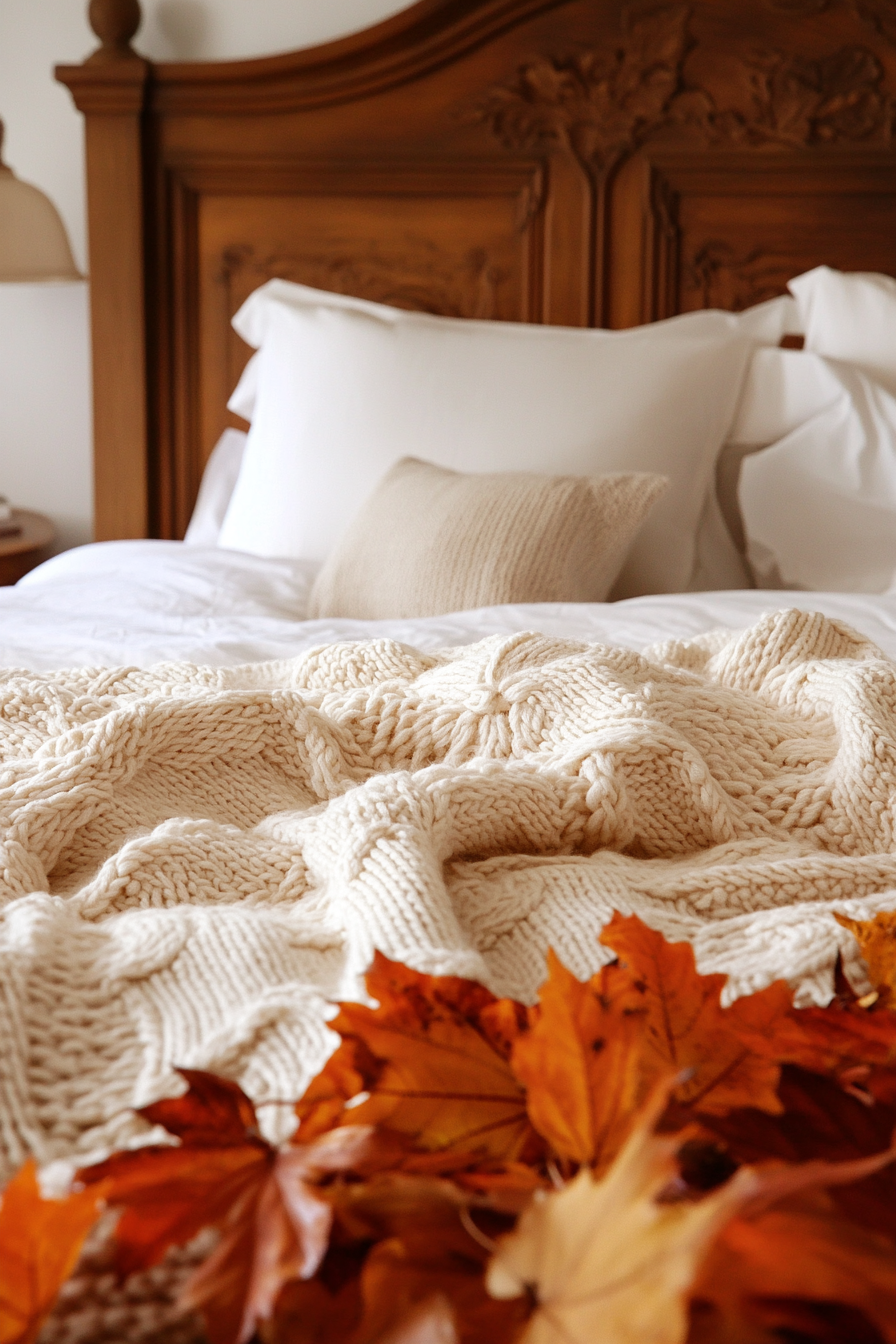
[{"xmin": 57, "ymin": 0, "xmax": 896, "ymax": 542}]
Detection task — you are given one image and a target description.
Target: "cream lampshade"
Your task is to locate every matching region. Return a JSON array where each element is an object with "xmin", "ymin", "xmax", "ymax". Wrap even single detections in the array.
[{"xmin": 0, "ymin": 118, "xmax": 82, "ymax": 282}]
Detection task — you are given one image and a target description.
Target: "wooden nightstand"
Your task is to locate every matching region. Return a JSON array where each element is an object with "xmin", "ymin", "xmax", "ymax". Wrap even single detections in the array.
[{"xmin": 0, "ymin": 510, "xmax": 56, "ymax": 586}]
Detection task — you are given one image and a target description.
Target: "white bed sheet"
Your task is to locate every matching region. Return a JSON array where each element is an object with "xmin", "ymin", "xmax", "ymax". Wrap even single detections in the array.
[{"xmin": 6, "ymin": 539, "xmax": 896, "ymax": 669}]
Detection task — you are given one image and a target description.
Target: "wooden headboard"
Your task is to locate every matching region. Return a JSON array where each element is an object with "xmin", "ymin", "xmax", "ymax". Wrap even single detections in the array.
[{"xmin": 57, "ymin": 0, "xmax": 896, "ymax": 543}]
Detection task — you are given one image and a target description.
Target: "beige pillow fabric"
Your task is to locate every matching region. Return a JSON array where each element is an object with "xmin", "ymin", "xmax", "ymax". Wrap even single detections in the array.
[{"xmin": 308, "ymin": 458, "xmax": 668, "ymax": 619}]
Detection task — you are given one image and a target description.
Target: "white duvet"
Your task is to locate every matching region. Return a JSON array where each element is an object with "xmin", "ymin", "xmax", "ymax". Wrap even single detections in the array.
[{"xmin": 7, "ymin": 539, "xmax": 896, "ymax": 668}]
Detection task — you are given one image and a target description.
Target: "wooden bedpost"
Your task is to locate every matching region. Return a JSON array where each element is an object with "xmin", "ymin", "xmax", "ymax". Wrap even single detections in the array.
[{"xmin": 56, "ymin": 0, "xmax": 150, "ymax": 541}]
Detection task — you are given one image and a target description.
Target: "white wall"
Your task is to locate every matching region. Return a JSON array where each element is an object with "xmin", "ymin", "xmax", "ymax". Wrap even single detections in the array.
[{"xmin": 0, "ymin": 0, "xmax": 411, "ymax": 550}]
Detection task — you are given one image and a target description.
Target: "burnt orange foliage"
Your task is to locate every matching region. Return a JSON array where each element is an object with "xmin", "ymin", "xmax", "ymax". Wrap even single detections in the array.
[
  {"xmin": 13, "ymin": 914, "xmax": 896, "ymax": 1344},
  {"xmin": 510, "ymin": 951, "xmax": 644, "ymax": 1169},
  {"xmin": 601, "ymin": 914, "xmax": 802, "ymax": 1116},
  {"xmin": 692, "ymin": 1170, "xmax": 896, "ymax": 1344},
  {"xmin": 79, "ymin": 1069, "xmax": 402, "ymax": 1344},
  {"xmin": 0, "ymin": 1159, "xmax": 103, "ymax": 1344},
  {"xmin": 296, "ymin": 954, "xmax": 537, "ymax": 1165},
  {"xmin": 838, "ymin": 910, "xmax": 896, "ymax": 1002}
]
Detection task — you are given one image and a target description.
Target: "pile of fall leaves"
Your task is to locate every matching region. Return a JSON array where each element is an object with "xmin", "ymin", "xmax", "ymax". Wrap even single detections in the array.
[{"xmin": 7, "ymin": 912, "xmax": 896, "ymax": 1344}]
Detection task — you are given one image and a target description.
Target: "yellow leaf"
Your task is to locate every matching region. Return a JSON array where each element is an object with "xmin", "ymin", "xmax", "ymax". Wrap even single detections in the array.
[{"xmin": 485, "ymin": 1086, "xmax": 758, "ymax": 1344}]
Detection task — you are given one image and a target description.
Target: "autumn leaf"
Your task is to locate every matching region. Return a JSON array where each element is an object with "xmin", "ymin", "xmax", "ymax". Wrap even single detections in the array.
[
  {"xmin": 837, "ymin": 911, "xmax": 896, "ymax": 1000},
  {"xmin": 692, "ymin": 1160, "xmax": 896, "ymax": 1344},
  {"xmin": 729, "ymin": 953, "xmax": 896, "ymax": 1086},
  {"xmin": 79, "ymin": 1069, "xmax": 398, "ymax": 1344},
  {"xmin": 296, "ymin": 954, "xmax": 537, "ymax": 1164},
  {"xmin": 486, "ymin": 1082, "xmax": 761, "ymax": 1344},
  {"xmin": 347, "ymin": 1198, "xmax": 527, "ymax": 1344},
  {"xmin": 698, "ymin": 1064, "xmax": 896, "ymax": 1241},
  {"xmin": 510, "ymin": 951, "xmax": 644, "ymax": 1169},
  {"xmin": 267, "ymin": 1171, "xmax": 525, "ymax": 1344},
  {"xmin": 510, "ymin": 916, "xmax": 811, "ymax": 1170},
  {"xmin": 600, "ymin": 913, "xmax": 791, "ymax": 1117},
  {"xmin": 79, "ymin": 1068, "xmax": 273, "ymax": 1279},
  {"xmin": 0, "ymin": 1160, "xmax": 103, "ymax": 1344},
  {"xmin": 296, "ymin": 1038, "xmax": 373, "ymax": 1142}
]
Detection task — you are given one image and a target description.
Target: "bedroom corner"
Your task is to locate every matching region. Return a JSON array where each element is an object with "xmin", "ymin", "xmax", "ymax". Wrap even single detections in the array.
[{"xmin": 0, "ymin": 0, "xmax": 409, "ymax": 561}]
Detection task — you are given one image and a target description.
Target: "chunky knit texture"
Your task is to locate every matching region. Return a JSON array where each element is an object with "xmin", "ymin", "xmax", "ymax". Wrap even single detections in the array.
[
  {"xmin": 5, "ymin": 608, "xmax": 896, "ymax": 1189},
  {"xmin": 308, "ymin": 458, "xmax": 668, "ymax": 618}
]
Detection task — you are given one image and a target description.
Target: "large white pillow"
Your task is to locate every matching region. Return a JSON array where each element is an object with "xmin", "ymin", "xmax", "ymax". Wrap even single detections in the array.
[
  {"xmin": 184, "ymin": 428, "xmax": 247, "ymax": 546},
  {"xmin": 740, "ymin": 360, "xmax": 896, "ymax": 592},
  {"xmin": 789, "ymin": 266, "xmax": 896, "ymax": 394},
  {"xmin": 705, "ymin": 345, "xmax": 863, "ymax": 579},
  {"xmin": 218, "ymin": 283, "xmax": 788, "ymax": 596}
]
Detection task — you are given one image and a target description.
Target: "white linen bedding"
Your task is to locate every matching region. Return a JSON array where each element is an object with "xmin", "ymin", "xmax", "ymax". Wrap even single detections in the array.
[{"xmin": 9, "ymin": 538, "xmax": 896, "ymax": 667}]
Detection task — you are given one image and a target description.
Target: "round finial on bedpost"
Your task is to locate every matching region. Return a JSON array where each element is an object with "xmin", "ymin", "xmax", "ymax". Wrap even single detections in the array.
[{"xmin": 87, "ymin": 0, "xmax": 142, "ymax": 61}]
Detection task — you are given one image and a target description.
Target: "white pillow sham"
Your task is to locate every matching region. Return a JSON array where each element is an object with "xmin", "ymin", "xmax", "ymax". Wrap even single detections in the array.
[
  {"xmin": 184, "ymin": 428, "xmax": 248, "ymax": 546},
  {"xmin": 740, "ymin": 360, "xmax": 896, "ymax": 592},
  {"xmin": 218, "ymin": 282, "xmax": 788, "ymax": 597},
  {"xmin": 789, "ymin": 266, "xmax": 896, "ymax": 394}
]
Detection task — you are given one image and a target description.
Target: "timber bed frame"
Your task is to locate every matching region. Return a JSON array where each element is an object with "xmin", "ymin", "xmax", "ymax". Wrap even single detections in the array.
[{"xmin": 57, "ymin": 0, "xmax": 896, "ymax": 545}]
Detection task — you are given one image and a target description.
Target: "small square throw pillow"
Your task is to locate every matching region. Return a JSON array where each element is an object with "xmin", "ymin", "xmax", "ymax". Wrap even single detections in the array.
[{"xmin": 308, "ymin": 458, "xmax": 668, "ymax": 619}]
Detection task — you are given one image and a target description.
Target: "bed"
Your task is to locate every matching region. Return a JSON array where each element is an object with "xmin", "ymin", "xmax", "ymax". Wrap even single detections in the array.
[{"xmin": 4, "ymin": 0, "xmax": 896, "ymax": 1335}]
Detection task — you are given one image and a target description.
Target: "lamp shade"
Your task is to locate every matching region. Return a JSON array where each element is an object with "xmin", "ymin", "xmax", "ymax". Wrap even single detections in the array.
[{"xmin": 0, "ymin": 120, "xmax": 82, "ymax": 282}]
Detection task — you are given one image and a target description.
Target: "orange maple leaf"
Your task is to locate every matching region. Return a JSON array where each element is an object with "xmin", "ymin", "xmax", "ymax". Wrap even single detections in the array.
[
  {"xmin": 510, "ymin": 951, "xmax": 644, "ymax": 1169},
  {"xmin": 0, "ymin": 1160, "xmax": 103, "ymax": 1344},
  {"xmin": 295, "ymin": 954, "xmax": 538, "ymax": 1165},
  {"xmin": 600, "ymin": 913, "xmax": 793, "ymax": 1117},
  {"xmin": 837, "ymin": 911, "xmax": 896, "ymax": 1002},
  {"xmin": 79, "ymin": 1069, "xmax": 397, "ymax": 1344}
]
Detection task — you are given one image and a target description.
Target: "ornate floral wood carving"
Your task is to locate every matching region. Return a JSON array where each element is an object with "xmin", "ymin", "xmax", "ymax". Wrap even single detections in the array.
[
  {"xmin": 853, "ymin": 0, "xmax": 896, "ymax": 46},
  {"xmin": 475, "ymin": 5, "xmax": 691, "ymax": 173},
  {"xmin": 478, "ymin": 2, "xmax": 894, "ymax": 178},
  {"xmin": 220, "ymin": 240, "xmax": 502, "ymax": 321},
  {"xmin": 687, "ymin": 44, "xmax": 895, "ymax": 145}
]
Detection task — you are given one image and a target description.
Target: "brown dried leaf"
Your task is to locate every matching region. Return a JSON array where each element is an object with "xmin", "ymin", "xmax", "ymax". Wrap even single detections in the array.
[{"xmin": 80, "ymin": 1070, "xmax": 391, "ymax": 1344}]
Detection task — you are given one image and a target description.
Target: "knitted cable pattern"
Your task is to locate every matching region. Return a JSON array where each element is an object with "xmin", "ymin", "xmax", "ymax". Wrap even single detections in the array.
[{"xmin": 4, "ymin": 608, "xmax": 896, "ymax": 1186}]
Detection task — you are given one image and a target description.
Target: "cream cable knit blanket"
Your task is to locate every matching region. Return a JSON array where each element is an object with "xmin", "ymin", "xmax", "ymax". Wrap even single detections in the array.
[{"xmin": 4, "ymin": 608, "xmax": 896, "ymax": 1183}]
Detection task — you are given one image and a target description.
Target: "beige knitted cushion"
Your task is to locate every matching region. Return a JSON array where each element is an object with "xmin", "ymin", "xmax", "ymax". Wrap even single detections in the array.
[{"xmin": 308, "ymin": 458, "xmax": 668, "ymax": 619}]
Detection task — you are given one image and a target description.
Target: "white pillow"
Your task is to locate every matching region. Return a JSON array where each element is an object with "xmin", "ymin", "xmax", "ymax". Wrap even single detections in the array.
[
  {"xmin": 740, "ymin": 361, "xmax": 896, "ymax": 592},
  {"xmin": 227, "ymin": 356, "xmax": 258, "ymax": 423},
  {"xmin": 184, "ymin": 428, "xmax": 247, "ymax": 546},
  {"xmin": 789, "ymin": 266, "xmax": 896, "ymax": 394},
  {"xmin": 704, "ymin": 346, "xmax": 860, "ymax": 580},
  {"xmin": 218, "ymin": 283, "xmax": 774, "ymax": 597},
  {"xmin": 727, "ymin": 347, "xmax": 845, "ymax": 448},
  {"xmin": 226, "ymin": 285, "xmax": 797, "ymax": 430}
]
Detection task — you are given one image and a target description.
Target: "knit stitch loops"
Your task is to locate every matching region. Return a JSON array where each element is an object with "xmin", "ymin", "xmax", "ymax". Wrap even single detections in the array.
[{"xmin": 3, "ymin": 609, "xmax": 896, "ymax": 1181}]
